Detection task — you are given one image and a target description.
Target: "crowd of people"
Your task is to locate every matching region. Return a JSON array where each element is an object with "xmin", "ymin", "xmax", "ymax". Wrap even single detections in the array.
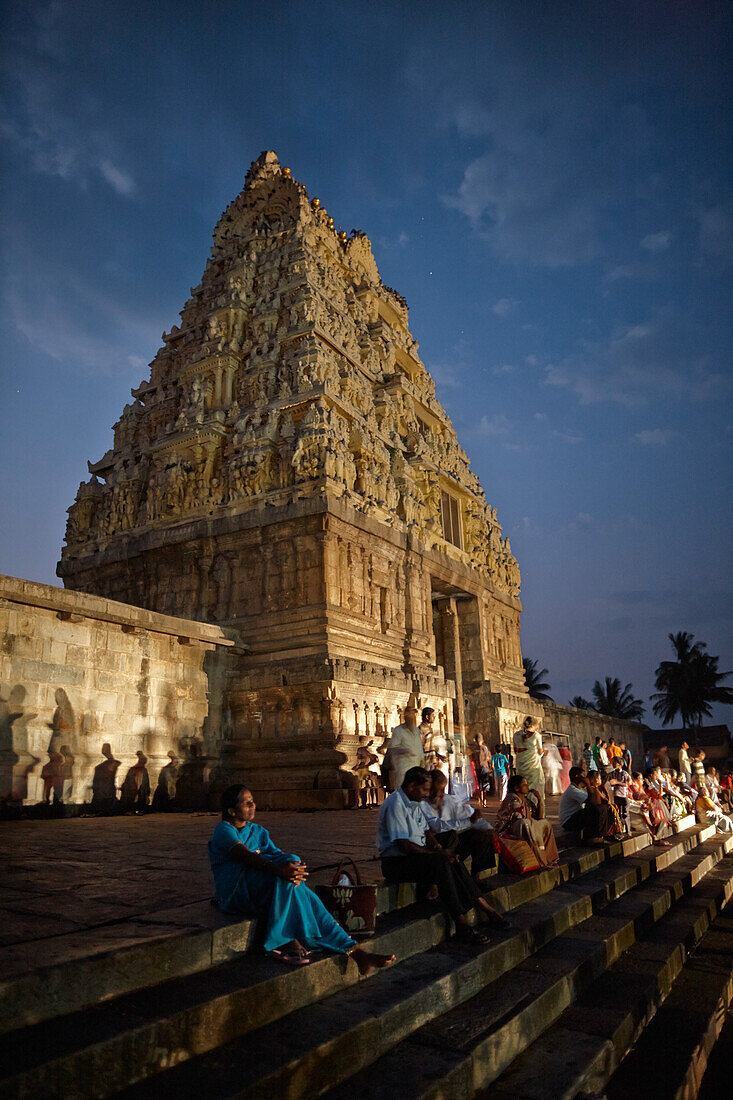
[{"xmin": 207, "ymin": 702, "xmax": 732, "ymax": 971}]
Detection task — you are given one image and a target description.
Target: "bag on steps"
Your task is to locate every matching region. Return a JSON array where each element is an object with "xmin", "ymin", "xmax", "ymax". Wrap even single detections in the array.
[
  {"xmin": 494, "ymin": 833, "xmax": 540, "ymax": 874},
  {"xmin": 314, "ymin": 858, "xmax": 377, "ymax": 935}
]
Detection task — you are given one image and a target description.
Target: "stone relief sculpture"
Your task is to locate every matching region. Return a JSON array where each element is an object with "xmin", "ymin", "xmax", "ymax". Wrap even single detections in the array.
[{"xmin": 60, "ymin": 150, "xmax": 519, "ymax": 599}]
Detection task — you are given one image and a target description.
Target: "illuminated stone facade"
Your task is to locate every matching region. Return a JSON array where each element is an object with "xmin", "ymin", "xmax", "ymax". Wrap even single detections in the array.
[{"xmin": 57, "ymin": 151, "xmax": 531, "ymax": 807}]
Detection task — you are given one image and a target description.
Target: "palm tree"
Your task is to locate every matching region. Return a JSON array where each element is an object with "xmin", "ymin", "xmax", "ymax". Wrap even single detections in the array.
[
  {"xmin": 523, "ymin": 658, "xmax": 553, "ymax": 702},
  {"xmin": 652, "ymin": 632, "xmax": 733, "ymax": 732},
  {"xmin": 569, "ymin": 695, "xmax": 595, "ymax": 710},
  {"xmin": 591, "ymin": 677, "xmax": 644, "ymax": 721}
]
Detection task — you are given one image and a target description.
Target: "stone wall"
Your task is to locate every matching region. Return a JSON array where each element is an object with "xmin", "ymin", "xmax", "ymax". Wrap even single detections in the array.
[
  {"xmin": 0, "ymin": 575, "xmax": 235, "ymax": 808},
  {"xmin": 541, "ymin": 701, "xmax": 645, "ymax": 768}
]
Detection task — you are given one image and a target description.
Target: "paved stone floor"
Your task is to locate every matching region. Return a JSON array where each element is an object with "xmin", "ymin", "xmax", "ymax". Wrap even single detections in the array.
[{"xmin": 0, "ymin": 794, "xmax": 561, "ymax": 980}]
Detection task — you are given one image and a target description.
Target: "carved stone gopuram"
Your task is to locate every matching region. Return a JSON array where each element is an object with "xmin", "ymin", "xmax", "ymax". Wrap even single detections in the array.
[{"xmin": 58, "ymin": 150, "xmax": 532, "ymax": 807}]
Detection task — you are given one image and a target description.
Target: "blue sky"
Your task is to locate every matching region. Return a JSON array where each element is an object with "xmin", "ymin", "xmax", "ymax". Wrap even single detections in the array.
[{"xmin": 1, "ymin": 0, "xmax": 731, "ymax": 721}]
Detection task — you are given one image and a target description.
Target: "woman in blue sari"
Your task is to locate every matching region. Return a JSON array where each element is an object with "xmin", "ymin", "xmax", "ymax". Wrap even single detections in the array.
[{"xmin": 208, "ymin": 784, "xmax": 395, "ymax": 973}]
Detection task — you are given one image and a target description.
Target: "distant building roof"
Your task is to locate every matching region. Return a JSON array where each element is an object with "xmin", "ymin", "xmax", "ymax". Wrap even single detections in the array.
[{"xmin": 643, "ymin": 725, "xmax": 731, "ymax": 750}]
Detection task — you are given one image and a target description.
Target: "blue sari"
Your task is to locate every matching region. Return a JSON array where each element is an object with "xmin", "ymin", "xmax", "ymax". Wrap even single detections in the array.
[{"xmin": 207, "ymin": 820, "xmax": 356, "ymax": 954}]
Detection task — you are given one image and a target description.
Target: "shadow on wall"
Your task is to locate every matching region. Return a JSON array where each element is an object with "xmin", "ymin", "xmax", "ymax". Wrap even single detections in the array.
[
  {"xmin": 0, "ymin": 685, "xmax": 39, "ymax": 802},
  {"xmin": 0, "ymin": 677, "xmax": 218, "ymax": 814}
]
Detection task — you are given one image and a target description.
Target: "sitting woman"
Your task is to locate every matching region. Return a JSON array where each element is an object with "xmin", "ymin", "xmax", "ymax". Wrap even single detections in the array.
[
  {"xmin": 628, "ymin": 771, "xmax": 671, "ymax": 847},
  {"xmin": 208, "ymin": 785, "xmax": 396, "ymax": 973},
  {"xmin": 494, "ymin": 774, "xmax": 559, "ymax": 868},
  {"xmin": 695, "ymin": 790, "xmax": 733, "ymax": 833},
  {"xmin": 644, "ymin": 768, "xmax": 675, "ymax": 831}
]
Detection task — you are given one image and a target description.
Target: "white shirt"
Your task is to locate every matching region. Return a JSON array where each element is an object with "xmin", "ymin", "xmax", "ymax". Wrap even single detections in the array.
[
  {"xmin": 559, "ymin": 784, "xmax": 588, "ymax": 827},
  {"xmin": 421, "ymin": 793, "xmax": 484, "ymax": 834},
  {"xmin": 376, "ymin": 787, "xmax": 430, "ymax": 857}
]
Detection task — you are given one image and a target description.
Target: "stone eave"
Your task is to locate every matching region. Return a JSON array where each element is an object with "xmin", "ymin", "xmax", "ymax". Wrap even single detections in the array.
[{"xmin": 1, "ymin": 574, "xmax": 239, "ymax": 647}]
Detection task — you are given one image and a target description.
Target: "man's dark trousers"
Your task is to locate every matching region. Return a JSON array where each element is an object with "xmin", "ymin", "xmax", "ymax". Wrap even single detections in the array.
[{"xmin": 381, "ymin": 849, "xmax": 482, "ymax": 921}]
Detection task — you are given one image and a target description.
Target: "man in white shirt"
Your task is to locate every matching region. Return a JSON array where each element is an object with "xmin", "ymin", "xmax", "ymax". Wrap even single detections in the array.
[
  {"xmin": 421, "ymin": 769, "xmax": 495, "ymax": 878},
  {"xmin": 386, "ymin": 699, "xmax": 426, "ymax": 790},
  {"xmin": 678, "ymin": 741, "xmax": 691, "ymax": 785},
  {"xmin": 377, "ymin": 766, "xmax": 507, "ymax": 939},
  {"xmin": 559, "ymin": 767, "xmax": 610, "ymax": 842}
]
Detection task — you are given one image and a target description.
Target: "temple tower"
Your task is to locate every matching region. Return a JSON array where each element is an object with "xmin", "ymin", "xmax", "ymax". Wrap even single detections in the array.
[{"xmin": 58, "ymin": 151, "xmax": 533, "ymax": 807}]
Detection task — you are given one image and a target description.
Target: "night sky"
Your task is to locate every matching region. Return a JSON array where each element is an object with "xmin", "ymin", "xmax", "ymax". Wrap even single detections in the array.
[{"xmin": 1, "ymin": 1, "xmax": 731, "ymax": 721}]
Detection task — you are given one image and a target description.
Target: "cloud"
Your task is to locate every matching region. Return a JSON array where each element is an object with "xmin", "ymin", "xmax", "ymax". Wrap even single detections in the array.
[
  {"xmin": 533, "ymin": 411, "xmax": 547, "ymax": 422},
  {"xmin": 1, "ymin": 21, "xmax": 136, "ymax": 197},
  {"xmin": 635, "ymin": 428, "xmax": 674, "ymax": 446},
  {"xmin": 491, "ymin": 363, "xmax": 514, "ymax": 375},
  {"xmin": 2, "ymin": 229, "xmax": 160, "ymax": 373},
  {"xmin": 641, "ymin": 230, "xmax": 671, "ymax": 253},
  {"xmin": 475, "ymin": 413, "xmax": 512, "ymax": 436},
  {"xmin": 552, "ymin": 429, "xmax": 583, "ymax": 444},
  {"xmin": 444, "ymin": 145, "xmax": 603, "ymax": 266},
  {"xmin": 544, "ymin": 312, "xmax": 728, "ymax": 406},
  {"xmin": 492, "ymin": 297, "xmax": 517, "ymax": 316},
  {"xmin": 98, "ymin": 160, "xmax": 136, "ymax": 196}
]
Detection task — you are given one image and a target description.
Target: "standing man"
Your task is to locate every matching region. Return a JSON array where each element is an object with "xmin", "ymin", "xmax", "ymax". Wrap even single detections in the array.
[
  {"xmin": 512, "ymin": 717, "xmax": 545, "ymax": 798},
  {"xmin": 386, "ymin": 695, "xmax": 426, "ymax": 790},
  {"xmin": 582, "ymin": 742, "xmax": 599, "ymax": 776},
  {"xmin": 678, "ymin": 741, "xmax": 692, "ymax": 786},
  {"xmin": 421, "ymin": 707, "xmax": 451, "ymax": 781}
]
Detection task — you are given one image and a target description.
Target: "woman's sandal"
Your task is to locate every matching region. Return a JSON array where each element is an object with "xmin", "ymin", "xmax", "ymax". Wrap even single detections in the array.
[{"xmin": 268, "ymin": 948, "xmax": 311, "ymax": 966}]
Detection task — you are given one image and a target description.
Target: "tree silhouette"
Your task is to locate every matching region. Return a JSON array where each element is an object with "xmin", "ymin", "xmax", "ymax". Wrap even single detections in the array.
[
  {"xmin": 569, "ymin": 695, "xmax": 595, "ymax": 711},
  {"xmin": 591, "ymin": 677, "xmax": 644, "ymax": 721},
  {"xmin": 651, "ymin": 632, "xmax": 733, "ymax": 731},
  {"xmin": 522, "ymin": 658, "xmax": 553, "ymax": 702}
]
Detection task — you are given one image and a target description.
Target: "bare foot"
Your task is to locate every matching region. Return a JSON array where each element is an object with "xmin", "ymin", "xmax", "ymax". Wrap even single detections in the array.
[
  {"xmin": 351, "ymin": 947, "xmax": 396, "ymax": 976},
  {"xmin": 477, "ymin": 897, "xmax": 511, "ymax": 928}
]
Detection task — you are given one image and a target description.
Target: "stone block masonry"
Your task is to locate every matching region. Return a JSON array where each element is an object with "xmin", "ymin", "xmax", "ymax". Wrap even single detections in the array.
[{"xmin": 0, "ymin": 575, "xmax": 234, "ymax": 808}]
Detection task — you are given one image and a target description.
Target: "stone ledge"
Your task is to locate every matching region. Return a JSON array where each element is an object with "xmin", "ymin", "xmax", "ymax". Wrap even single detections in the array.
[{"xmin": 0, "ymin": 574, "xmax": 237, "ymax": 648}]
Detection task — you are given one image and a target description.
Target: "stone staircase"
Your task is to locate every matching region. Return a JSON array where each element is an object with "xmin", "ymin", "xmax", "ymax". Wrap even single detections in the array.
[{"xmin": 1, "ymin": 820, "xmax": 731, "ymax": 1099}]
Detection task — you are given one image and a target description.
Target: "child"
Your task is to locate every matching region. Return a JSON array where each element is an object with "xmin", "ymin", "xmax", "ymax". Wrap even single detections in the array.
[
  {"xmin": 492, "ymin": 745, "xmax": 510, "ymax": 803},
  {"xmin": 609, "ymin": 761, "xmax": 631, "ymax": 835}
]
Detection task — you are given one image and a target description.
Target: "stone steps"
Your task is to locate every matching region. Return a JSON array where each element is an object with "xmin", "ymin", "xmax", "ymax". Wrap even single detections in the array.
[
  {"xmin": 0, "ymin": 823, "xmax": 706, "ymax": 1100},
  {"xmin": 604, "ymin": 900, "xmax": 733, "ymax": 1099},
  {"xmin": 0, "ymin": 825, "xmax": 659, "ymax": 1036},
  {"xmin": 485, "ymin": 848, "xmax": 733, "ymax": 1098},
  {"xmin": 316, "ymin": 836, "xmax": 733, "ymax": 1100},
  {"xmin": 0, "ymin": 823, "xmax": 720, "ymax": 1100}
]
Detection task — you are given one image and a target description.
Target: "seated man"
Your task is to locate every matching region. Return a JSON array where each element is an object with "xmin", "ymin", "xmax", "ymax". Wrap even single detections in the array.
[
  {"xmin": 559, "ymin": 766, "xmax": 611, "ymax": 843},
  {"xmin": 421, "ymin": 769, "xmax": 496, "ymax": 880},
  {"xmin": 377, "ymin": 766, "xmax": 508, "ymax": 941}
]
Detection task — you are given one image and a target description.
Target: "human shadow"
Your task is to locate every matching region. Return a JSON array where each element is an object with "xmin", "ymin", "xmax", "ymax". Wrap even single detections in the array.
[
  {"xmin": 120, "ymin": 750, "xmax": 151, "ymax": 813},
  {"xmin": 90, "ymin": 742, "xmax": 121, "ymax": 814},
  {"xmin": 151, "ymin": 750, "xmax": 179, "ymax": 812},
  {"xmin": 0, "ymin": 684, "xmax": 38, "ymax": 804}
]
